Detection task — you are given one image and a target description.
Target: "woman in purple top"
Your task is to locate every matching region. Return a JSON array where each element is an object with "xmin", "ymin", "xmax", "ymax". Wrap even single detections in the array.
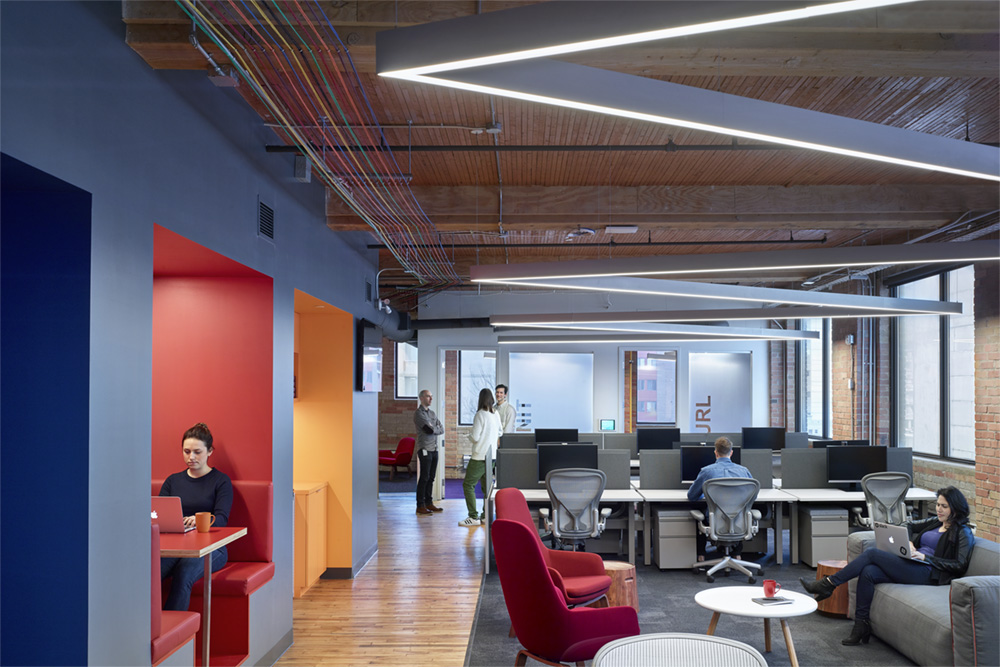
[{"xmin": 800, "ymin": 486, "xmax": 974, "ymax": 647}]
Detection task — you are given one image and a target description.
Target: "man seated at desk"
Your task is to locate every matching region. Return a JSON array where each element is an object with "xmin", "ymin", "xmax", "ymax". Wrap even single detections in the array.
[{"xmin": 687, "ymin": 436, "xmax": 753, "ymax": 559}]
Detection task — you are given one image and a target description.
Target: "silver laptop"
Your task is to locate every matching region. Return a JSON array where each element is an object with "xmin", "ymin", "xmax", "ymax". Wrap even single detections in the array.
[
  {"xmin": 874, "ymin": 520, "xmax": 918, "ymax": 559},
  {"xmin": 151, "ymin": 496, "xmax": 194, "ymax": 533}
]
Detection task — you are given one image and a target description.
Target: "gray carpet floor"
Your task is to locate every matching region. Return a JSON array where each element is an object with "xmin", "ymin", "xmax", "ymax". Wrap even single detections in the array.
[{"xmin": 467, "ymin": 541, "xmax": 916, "ymax": 667}]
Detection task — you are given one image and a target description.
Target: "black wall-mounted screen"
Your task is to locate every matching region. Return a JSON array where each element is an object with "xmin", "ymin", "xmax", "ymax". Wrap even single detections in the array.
[
  {"xmin": 827, "ymin": 445, "xmax": 887, "ymax": 483},
  {"xmin": 812, "ymin": 439, "xmax": 870, "ymax": 448},
  {"xmin": 637, "ymin": 427, "xmax": 681, "ymax": 451},
  {"xmin": 535, "ymin": 428, "xmax": 579, "ymax": 444},
  {"xmin": 681, "ymin": 446, "xmax": 741, "ymax": 484},
  {"xmin": 537, "ymin": 443, "xmax": 599, "ymax": 482},
  {"xmin": 742, "ymin": 427, "xmax": 786, "ymax": 450}
]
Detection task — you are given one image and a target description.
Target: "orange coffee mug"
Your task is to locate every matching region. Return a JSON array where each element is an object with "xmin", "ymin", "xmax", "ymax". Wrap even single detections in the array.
[
  {"xmin": 763, "ymin": 579, "xmax": 782, "ymax": 598},
  {"xmin": 195, "ymin": 512, "xmax": 216, "ymax": 533}
]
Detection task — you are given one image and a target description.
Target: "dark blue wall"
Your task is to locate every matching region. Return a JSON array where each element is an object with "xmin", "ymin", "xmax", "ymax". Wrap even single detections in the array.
[{"xmin": 1, "ymin": 153, "xmax": 91, "ymax": 666}]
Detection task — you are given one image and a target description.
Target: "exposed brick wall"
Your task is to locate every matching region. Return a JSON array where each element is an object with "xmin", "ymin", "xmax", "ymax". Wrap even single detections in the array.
[
  {"xmin": 377, "ymin": 339, "xmax": 419, "ymax": 475},
  {"xmin": 913, "ymin": 458, "xmax": 977, "ymax": 522},
  {"xmin": 768, "ymin": 331, "xmax": 795, "ymax": 429},
  {"xmin": 973, "ymin": 261, "xmax": 999, "ymax": 541},
  {"xmin": 624, "ymin": 351, "xmax": 636, "ymax": 433}
]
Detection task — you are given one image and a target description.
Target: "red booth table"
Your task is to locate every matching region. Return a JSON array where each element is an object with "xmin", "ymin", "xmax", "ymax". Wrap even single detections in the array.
[{"xmin": 160, "ymin": 526, "xmax": 247, "ymax": 667}]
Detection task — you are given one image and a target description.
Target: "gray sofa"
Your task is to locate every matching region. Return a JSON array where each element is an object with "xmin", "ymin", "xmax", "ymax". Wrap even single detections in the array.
[{"xmin": 846, "ymin": 531, "xmax": 1000, "ymax": 666}]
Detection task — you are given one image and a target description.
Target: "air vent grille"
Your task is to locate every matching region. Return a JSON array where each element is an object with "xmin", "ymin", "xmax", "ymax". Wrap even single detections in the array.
[{"xmin": 258, "ymin": 201, "xmax": 274, "ymax": 239}]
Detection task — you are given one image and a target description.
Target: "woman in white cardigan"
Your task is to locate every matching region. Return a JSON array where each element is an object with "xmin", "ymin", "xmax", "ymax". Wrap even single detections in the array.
[{"xmin": 459, "ymin": 388, "xmax": 502, "ymax": 527}]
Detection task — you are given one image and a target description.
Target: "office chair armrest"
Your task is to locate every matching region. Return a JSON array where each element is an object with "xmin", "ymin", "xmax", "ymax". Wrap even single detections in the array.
[
  {"xmin": 750, "ymin": 509, "xmax": 762, "ymax": 520},
  {"xmin": 600, "ymin": 507, "xmax": 613, "ymax": 519},
  {"xmin": 538, "ymin": 507, "xmax": 552, "ymax": 531},
  {"xmin": 547, "ymin": 548, "xmax": 607, "ymax": 576},
  {"xmin": 690, "ymin": 509, "xmax": 705, "ymax": 522}
]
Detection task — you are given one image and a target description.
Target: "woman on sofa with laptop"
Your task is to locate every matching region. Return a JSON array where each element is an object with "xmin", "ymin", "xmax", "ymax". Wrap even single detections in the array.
[{"xmin": 800, "ymin": 486, "xmax": 974, "ymax": 647}]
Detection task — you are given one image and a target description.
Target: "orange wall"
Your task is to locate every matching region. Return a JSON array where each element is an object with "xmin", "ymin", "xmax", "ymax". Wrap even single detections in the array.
[
  {"xmin": 152, "ymin": 276, "xmax": 274, "ymax": 481},
  {"xmin": 293, "ymin": 301, "xmax": 355, "ymax": 568}
]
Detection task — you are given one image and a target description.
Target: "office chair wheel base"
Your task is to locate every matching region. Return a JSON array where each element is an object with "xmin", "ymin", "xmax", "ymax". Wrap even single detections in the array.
[
  {"xmin": 758, "ymin": 569, "xmax": 765, "ymax": 576},
  {"xmin": 706, "ymin": 575, "xmax": 715, "ymax": 583},
  {"xmin": 748, "ymin": 576, "xmax": 756, "ymax": 584}
]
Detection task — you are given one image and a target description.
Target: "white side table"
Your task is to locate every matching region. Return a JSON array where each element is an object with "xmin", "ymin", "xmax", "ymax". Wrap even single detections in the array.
[{"xmin": 694, "ymin": 587, "xmax": 817, "ymax": 667}]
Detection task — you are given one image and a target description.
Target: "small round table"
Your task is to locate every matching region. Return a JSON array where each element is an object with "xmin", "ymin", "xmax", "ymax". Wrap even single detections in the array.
[
  {"xmin": 603, "ymin": 560, "xmax": 639, "ymax": 612},
  {"xmin": 816, "ymin": 559, "xmax": 849, "ymax": 616},
  {"xmin": 694, "ymin": 587, "xmax": 817, "ymax": 667}
]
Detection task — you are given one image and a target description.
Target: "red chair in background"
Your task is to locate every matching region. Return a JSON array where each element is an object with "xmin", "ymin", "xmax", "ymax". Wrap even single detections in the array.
[
  {"xmin": 492, "ymin": 519, "xmax": 640, "ymax": 666},
  {"xmin": 379, "ymin": 437, "xmax": 415, "ymax": 481},
  {"xmin": 496, "ymin": 487, "xmax": 611, "ymax": 607}
]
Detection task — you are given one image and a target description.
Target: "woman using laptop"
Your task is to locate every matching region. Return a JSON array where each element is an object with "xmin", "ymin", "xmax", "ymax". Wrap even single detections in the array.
[
  {"xmin": 800, "ymin": 486, "xmax": 973, "ymax": 647},
  {"xmin": 159, "ymin": 423, "xmax": 234, "ymax": 610}
]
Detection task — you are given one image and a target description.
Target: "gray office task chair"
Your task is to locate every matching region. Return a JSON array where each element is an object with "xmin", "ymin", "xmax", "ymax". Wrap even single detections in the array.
[
  {"xmin": 690, "ymin": 478, "xmax": 763, "ymax": 583},
  {"xmin": 852, "ymin": 471, "xmax": 912, "ymax": 528},
  {"xmin": 539, "ymin": 468, "xmax": 611, "ymax": 550},
  {"xmin": 593, "ymin": 633, "xmax": 768, "ymax": 667}
]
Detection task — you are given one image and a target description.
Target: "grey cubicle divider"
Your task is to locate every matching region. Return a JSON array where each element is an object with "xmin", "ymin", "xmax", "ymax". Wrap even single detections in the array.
[
  {"xmin": 740, "ymin": 449, "xmax": 773, "ymax": 489},
  {"xmin": 495, "ymin": 448, "xmax": 542, "ymax": 489},
  {"xmin": 779, "ymin": 449, "xmax": 830, "ymax": 488},
  {"xmin": 785, "ymin": 432, "xmax": 810, "ymax": 449},
  {"xmin": 499, "ymin": 433, "xmax": 535, "ymax": 449},
  {"xmin": 597, "ymin": 449, "xmax": 630, "ymax": 489},
  {"xmin": 639, "ymin": 449, "xmax": 682, "ymax": 490},
  {"xmin": 604, "ymin": 433, "xmax": 637, "ymax": 458},
  {"xmin": 887, "ymin": 447, "xmax": 914, "ymax": 480},
  {"xmin": 579, "ymin": 433, "xmax": 603, "ymax": 447}
]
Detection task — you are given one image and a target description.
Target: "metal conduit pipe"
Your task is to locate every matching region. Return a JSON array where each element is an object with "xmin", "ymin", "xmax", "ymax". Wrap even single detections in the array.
[
  {"xmin": 367, "ymin": 237, "xmax": 823, "ymax": 249},
  {"xmin": 265, "ymin": 142, "xmax": 799, "ymax": 153},
  {"xmin": 189, "ymin": 29, "xmax": 228, "ymax": 79}
]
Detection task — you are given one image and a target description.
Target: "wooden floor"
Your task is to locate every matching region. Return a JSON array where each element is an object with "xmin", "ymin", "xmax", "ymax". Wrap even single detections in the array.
[{"xmin": 276, "ymin": 494, "xmax": 485, "ymax": 666}]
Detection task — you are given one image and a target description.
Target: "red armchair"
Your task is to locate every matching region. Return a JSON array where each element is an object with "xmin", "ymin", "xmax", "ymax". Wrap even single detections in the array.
[
  {"xmin": 378, "ymin": 437, "xmax": 415, "ymax": 481},
  {"xmin": 492, "ymin": 519, "xmax": 640, "ymax": 666},
  {"xmin": 496, "ymin": 487, "xmax": 611, "ymax": 607}
]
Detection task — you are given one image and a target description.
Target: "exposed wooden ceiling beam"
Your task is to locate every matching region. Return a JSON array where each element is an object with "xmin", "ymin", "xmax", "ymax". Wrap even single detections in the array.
[{"xmin": 325, "ymin": 184, "xmax": 999, "ymax": 231}]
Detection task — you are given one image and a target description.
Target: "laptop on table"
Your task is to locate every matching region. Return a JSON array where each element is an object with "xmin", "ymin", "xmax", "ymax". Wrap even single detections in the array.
[{"xmin": 151, "ymin": 496, "xmax": 194, "ymax": 533}]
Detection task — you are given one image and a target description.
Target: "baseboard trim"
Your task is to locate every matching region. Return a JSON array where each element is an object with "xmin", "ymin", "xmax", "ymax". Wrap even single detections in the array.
[{"xmin": 255, "ymin": 628, "xmax": 293, "ymax": 666}]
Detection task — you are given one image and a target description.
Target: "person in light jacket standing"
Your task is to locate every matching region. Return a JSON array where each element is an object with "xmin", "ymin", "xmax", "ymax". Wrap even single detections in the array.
[
  {"xmin": 495, "ymin": 384, "xmax": 516, "ymax": 433},
  {"xmin": 460, "ymin": 388, "xmax": 502, "ymax": 526},
  {"xmin": 413, "ymin": 389, "xmax": 445, "ymax": 516}
]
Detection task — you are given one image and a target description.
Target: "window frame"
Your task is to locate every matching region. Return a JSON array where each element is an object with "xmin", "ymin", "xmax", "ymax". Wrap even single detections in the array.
[
  {"xmin": 458, "ymin": 349, "xmax": 497, "ymax": 426},
  {"xmin": 394, "ymin": 340, "xmax": 419, "ymax": 400},
  {"xmin": 795, "ymin": 318, "xmax": 830, "ymax": 438},
  {"xmin": 634, "ymin": 349, "xmax": 678, "ymax": 426},
  {"xmin": 889, "ymin": 264, "xmax": 975, "ymax": 463}
]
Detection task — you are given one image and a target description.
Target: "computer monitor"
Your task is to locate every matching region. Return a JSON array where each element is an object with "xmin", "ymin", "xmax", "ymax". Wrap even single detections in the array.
[
  {"xmin": 812, "ymin": 439, "xmax": 870, "ymax": 448},
  {"xmin": 742, "ymin": 427, "xmax": 786, "ymax": 450},
  {"xmin": 537, "ymin": 443, "xmax": 599, "ymax": 482},
  {"xmin": 826, "ymin": 445, "xmax": 887, "ymax": 484},
  {"xmin": 680, "ymin": 445, "xmax": 741, "ymax": 484},
  {"xmin": 535, "ymin": 428, "xmax": 579, "ymax": 444},
  {"xmin": 636, "ymin": 427, "xmax": 681, "ymax": 451}
]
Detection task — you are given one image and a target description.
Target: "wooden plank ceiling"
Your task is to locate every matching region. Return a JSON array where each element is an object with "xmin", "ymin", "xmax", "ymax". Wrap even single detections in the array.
[{"xmin": 124, "ymin": 1, "xmax": 999, "ymax": 308}]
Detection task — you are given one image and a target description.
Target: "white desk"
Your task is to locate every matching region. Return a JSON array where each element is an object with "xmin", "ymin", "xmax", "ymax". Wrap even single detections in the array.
[
  {"xmin": 484, "ymin": 487, "xmax": 643, "ymax": 574},
  {"xmin": 633, "ymin": 484, "xmax": 796, "ymax": 567},
  {"xmin": 781, "ymin": 487, "xmax": 938, "ymax": 564}
]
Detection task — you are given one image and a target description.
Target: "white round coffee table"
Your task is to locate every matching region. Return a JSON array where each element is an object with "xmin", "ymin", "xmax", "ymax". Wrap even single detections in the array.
[{"xmin": 694, "ymin": 587, "xmax": 817, "ymax": 667}]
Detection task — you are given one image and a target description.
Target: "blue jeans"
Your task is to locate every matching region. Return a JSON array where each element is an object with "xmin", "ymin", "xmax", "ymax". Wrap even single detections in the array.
[
  {"xmin": 161, "ymin": 547, "xmax": 228, "ymax": 611},
  {"xmin": 830, "ymin": 547, "xmax": 935, "ymax": 620}
]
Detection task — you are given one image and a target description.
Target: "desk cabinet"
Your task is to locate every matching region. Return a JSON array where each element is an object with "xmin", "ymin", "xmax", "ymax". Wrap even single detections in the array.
[
  {"xmin": 652, "ymin": 508, "xmax": 697, "ymax": 569},
  {"xmin": 798, "ymin": 505, "xmax": 848, "ymax": 567},
  {"xmin": 294, "ymin": 482, "xmax": 328, "ymax": 597}
]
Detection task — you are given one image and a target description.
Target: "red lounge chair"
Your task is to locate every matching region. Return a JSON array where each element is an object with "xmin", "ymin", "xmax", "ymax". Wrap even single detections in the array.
[{"xmin": 379, "ymin": 437, "xmax": 415, "ymax": 481}]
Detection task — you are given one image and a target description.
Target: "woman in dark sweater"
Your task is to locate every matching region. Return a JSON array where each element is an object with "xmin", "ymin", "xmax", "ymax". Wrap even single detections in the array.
[
  {"xmin": 159, "ymin": 423, "xmax": 233, "ymax": 611},
  {"xmin": 801, "ymin": 486, "xmax": 974, "ymax": 646}
]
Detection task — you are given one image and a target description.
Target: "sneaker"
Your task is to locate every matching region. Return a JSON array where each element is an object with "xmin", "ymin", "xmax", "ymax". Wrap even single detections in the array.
[{"xmin": 458, "ymin": 516, "xmax": 480, "ymax": 527}]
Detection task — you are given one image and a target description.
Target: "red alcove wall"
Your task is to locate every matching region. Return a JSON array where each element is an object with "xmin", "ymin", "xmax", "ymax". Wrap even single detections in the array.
[{"xmin": 151, "ymin": 225, "xmax": 273, "ymax": 482}]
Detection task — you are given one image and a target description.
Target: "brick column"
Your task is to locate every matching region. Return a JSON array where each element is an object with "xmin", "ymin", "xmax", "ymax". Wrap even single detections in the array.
[{"xmin": 974, "ymin": 261, "xmax": 999, "ymax": 540}]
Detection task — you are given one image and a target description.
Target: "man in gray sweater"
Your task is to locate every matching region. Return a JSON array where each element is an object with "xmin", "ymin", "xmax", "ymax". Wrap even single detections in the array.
[{"xmin": 413, "ymin": 389, "xmax": 445, "ymax": 515}]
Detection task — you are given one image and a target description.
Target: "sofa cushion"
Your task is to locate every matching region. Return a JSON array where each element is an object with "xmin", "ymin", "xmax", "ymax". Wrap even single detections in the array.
[
  {"xmin": 870, "ymin": 583, "xmax": 952, "ymax": 667},
  {"xmin": 967, "ymin": 536, "xmax": 1000, "ymax": 577},
  {"xmin": 191, "ymin": 561, "xmax": 275, "ymax": 597},
  {"xmin": 952, "ymin": 575, "xmax": 1000, "ymax": 667}
]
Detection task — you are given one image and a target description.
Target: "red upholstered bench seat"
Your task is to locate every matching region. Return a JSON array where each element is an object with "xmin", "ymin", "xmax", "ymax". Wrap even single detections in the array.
[
  {"xmin": 192, "ymin": 561, "xmax": 275, "ymax": 597},
  {"xmin": 153, "ymin": 611, "xmax": 201, "ymax": 665}
]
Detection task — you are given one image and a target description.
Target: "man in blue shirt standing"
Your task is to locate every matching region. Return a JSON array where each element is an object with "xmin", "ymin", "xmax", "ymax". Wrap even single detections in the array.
[{"xmin": 687, "ymin": 436, "xmax": 753, "ymax": 559}]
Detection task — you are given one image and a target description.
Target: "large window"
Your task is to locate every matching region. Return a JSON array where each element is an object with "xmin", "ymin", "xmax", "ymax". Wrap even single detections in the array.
[
  {"xmin": 799, "ymin": 318, "xmax": 830, "ymax": 437},
  {"xmin": 395, "ymin": 341, "xmax": 419, "ymax": 399},
  {"xmin": 636, "ymin": 351, "xmax": 677, "ymax": 424},
  {"xmin": 894, "ymin": 267, "xmax": 974, "ymax": 461},
  {"xmin": 459, "ymin": 349, "xmax": 497, "ymax": 425}
]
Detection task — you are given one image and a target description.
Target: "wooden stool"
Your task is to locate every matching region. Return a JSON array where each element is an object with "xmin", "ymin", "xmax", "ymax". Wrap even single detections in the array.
[
  {"xmin": 816, "ymin": 559, "xmax": 849, "ymax": 616},
  {"xmin": 603, "ymin": 560, "xmax": 639, "ymax": 612}
]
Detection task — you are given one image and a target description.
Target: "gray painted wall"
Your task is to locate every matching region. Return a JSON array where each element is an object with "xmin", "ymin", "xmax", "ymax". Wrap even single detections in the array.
[{"xmin": 1, "ymin": 2, "xmax": 379, "ymax": 663}]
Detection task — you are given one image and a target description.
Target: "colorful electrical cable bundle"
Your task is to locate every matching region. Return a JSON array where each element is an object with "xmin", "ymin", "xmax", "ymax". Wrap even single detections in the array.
[{"xmin": 175, "ymin": 0, "xmax": 461, "ymax": 291}]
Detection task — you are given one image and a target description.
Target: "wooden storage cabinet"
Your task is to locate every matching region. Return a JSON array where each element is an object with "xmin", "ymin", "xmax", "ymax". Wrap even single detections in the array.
[{"xmin": 294, "ymin": 482, "xmax": 328, "ymax": 597}]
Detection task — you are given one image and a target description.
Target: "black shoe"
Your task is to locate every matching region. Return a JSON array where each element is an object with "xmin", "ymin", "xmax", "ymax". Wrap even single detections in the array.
[
  {"xmin": 799, "ymin": 576, "xmax": 837, "ymax": 601},
  {"xmin": 842, "ymin": 618, "xmax": 872, "ymax": 646}
]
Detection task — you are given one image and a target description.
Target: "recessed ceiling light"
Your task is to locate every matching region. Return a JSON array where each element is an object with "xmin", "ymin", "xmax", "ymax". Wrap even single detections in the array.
[{"xmin": 605, "ymin": 225, "xmax": 639, "ymax": 234}]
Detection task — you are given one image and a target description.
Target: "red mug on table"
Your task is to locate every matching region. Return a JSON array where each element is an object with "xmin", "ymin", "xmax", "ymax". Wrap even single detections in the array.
[
  {"xmin": 195, "ymin": 512, "xmax": 216, "ymax": 533},
  {"xmin": 763, "ymin": 579, "xmax": 782, "ymax": 598}
]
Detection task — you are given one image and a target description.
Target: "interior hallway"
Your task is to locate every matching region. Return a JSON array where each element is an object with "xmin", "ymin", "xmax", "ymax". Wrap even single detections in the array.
[{"xmin": 277, "ymin": 493, "xmax": 485, "ymax": 666}]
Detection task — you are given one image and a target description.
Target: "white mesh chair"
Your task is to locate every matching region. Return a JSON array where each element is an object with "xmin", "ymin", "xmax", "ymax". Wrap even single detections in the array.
[
  {"xmin": 539, "ymin": 468, "xmax": 611, "ymax": 550},
  {"xmin": 593, "ymin": 633, "xmax": 768, "ymax": 667},
  {"xmin": 690, "ymin": 478, "xmax": 762, "ymax": 583},
  {"xmin": 852, "ymin": 471, "xmax": 912, "ymax": 528}
]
